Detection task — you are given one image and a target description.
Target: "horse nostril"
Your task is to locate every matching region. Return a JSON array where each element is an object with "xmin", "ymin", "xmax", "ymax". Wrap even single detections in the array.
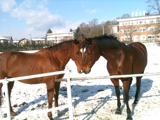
[{"xmin": 79, "ymin": 70, "xmax": 83, "ymax": 74}]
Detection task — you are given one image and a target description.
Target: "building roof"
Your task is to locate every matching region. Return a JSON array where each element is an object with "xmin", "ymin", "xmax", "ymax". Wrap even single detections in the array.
[
  {"xmin": 19, "ymin": 38, "xmax": 32, "ymax": 43},
  {"xmin": 0, "ymin": 36, "xmax": 12, "ymax": 41},
  {"xmin": 47, "ymin": 32, "xmax": 74, "ymax": 35},
  {"xmin": 13, "ymin": 40, "xmax": 19, "ymax": 43},
  {"xmin": 117, "ymin": 14, "xmax": 160, "ymax": 22},
  {"xmin": 32, "ymin": 38, "xmax": 45, "ymax": 41}
]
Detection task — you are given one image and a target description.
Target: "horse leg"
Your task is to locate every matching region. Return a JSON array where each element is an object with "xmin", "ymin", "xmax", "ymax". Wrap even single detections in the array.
[
  {"xmin": 46, "ymin": 80, "xmax": 55, "ymax": 120},
  {"xmin": 122, "ymin": 79, "xmax": 132, "ymax": 120},
  {"xmin": 133, "ymin": 76, "xmax": 142, "ymax": 104},
  {"xmin": 0, "ymin": 83, "xmax": 3, "ymax": 106},
  {"xmin": 129, "ymin": 77, "xmax": 132, "ymax": 91},
  {"xmin": 8, "ymin": 81, "xmax": 16, "ymax": 116},
  {"xmin": 123, "ymin": 77, "xmax": 132, "ymax": 103},
  {"xmin": 54, "ymin": 82, "xmax": 61, "ymax": 116},
  {"xmin": 111, "ymin": 78, "xmax": 121, "ymax": 114}
]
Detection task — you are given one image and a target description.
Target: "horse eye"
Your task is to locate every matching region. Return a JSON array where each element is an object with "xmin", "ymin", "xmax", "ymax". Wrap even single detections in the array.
[
  {"xmin": 75, "ymin": 52, "xmax": 79, "ymax": 55},
  {"xmin": 88, "ymin": 53, "xmax": 92, "ymax": 55}
]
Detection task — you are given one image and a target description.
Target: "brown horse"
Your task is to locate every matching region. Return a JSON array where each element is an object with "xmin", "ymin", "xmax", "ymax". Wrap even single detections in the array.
[
  {"xmin": 0, "ymin": 39, "xmax": 82, "ymax": 120},
  {"xmin": 77, "ymin": 35, "xmax": 147, "ymax": 120}
]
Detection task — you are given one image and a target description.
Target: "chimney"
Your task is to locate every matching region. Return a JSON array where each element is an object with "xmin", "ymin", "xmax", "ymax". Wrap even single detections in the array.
[
  {"xmin": 136, "ymin": 12, "xmax": 138, "ymax": 16},
  {"xmin": 143, "ymin": 11, "xmax": 145, "ymax": 16},
  {"xmin": 139, "ymin": 11, "xmax": 141, "ymax": 16},
  {"xmin": 132, "ymin": 12, "xmax": 134, "ymax": 17}
]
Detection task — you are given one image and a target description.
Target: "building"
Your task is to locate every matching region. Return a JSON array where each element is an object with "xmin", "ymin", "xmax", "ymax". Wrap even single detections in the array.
[
  {"xmin": 46, "ymin": 32, "xmax": 74, "ymax": 44},
  {"xmin": 18, "ymin": 38, "xmax": 31, "ymax": 46},
  {"xmin": 0, "ymin": 36, "xmax": 13, "ymax": 46},
  {"xmin": 32, "ymin": 37, "xmax": 45, "ymax": 44},
  {"xmin": 13, "ymin": 40, "xmax": 19, "ymax": 44},
  {"xmin": 109, "ymin": 24, "xmax": 119, "ymax": 39},
  {"xmin": 117, "ymin": 11, "xmax": 160, "ymax": 42}
]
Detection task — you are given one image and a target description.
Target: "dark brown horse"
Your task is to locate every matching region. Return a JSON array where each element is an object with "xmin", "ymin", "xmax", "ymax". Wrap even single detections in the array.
[
  {"xmin": 76, "ymin": 35, "xmax": 147, "ymax": 120},
  {"xmin": 0, "ymin": 39, "xmax": 82, "ymax": 120}
]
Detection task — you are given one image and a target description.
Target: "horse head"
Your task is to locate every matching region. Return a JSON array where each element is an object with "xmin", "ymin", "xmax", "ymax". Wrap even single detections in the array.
[
  {"xmin": 78, "ymin": 35, "xmax": 101, "ymax": 74},
  {"xmin": 70, "ymin": 39, "xmax": 84, "ymax": 73}
]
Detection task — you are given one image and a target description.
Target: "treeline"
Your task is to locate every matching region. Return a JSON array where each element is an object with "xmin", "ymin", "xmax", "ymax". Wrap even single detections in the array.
[
  {"xmin": 0, "ymin": 42, "xmax": 53, "ymax": 52},
  {"xmin": 74, "ymin": 19, "xmax": 118, "ymax": 39}
]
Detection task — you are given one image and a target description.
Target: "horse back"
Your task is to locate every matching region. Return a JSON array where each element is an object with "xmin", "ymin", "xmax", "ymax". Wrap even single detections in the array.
[
  {"xmin": 0, "ymin": 50, "xmax": 60, "ymax": 83},
  {"xmin": 127, "ymin": 42, "xmax": 147, "ymax": 73}
]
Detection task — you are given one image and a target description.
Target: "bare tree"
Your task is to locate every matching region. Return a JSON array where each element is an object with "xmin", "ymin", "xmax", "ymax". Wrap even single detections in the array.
[
  {"xmin": 74, "ymin": 19, "xmax": 118, "ymax": 39},
  {"xmin": 121, "ymin": 14, "xmax": 131, "ymax": 18},
  {"xmin": 89, "ymin": 19, "xmax": 98, "ymax": 27},
  {"xmin": 121, "ymin": 24, "xmax": 140, "ymax": 43},
  {"xmin": 146, "ymin": 0, "xmax": 160, "ymax": 14}
]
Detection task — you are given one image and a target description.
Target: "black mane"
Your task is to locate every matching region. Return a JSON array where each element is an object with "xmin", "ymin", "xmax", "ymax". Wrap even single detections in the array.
[{"xmin": 83, "ymin": 35, "xmax": 127, "ymax": 49}]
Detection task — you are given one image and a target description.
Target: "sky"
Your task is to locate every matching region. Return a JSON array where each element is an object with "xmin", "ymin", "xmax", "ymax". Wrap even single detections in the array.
[{"xmin": 0, "ymin": 0, "xmax": 148, "ymax": 40}]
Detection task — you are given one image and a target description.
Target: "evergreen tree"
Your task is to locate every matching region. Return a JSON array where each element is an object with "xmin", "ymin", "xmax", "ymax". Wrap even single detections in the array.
[
  {"xmin": 75, "ymin": 27, "xmax": 80, "ymax": 39},
  {"xmin": 70, "ymin": 28, "xmax": 73, "ymax": 32},
  {"xmin": 47, "ymin": 28, "xmax": 52, "ymax": 33}
]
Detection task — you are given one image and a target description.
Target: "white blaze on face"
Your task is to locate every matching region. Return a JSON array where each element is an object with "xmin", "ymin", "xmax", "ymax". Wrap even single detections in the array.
[
  {"xmin": 83, "ymin": 47, "xmax": 86, "ymax": 52},
  {"xmin": 80, "ymin": 48, "xmax": 83, "ymax": 53},
  {"xmin": 80, "ymin": 47, "xmax": 86, "ymax": 58}
]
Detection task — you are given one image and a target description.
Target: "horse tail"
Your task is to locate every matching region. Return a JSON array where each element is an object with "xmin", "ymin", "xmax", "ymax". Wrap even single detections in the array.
[
  {"xmin": 0, "ymin": 81, "xmax": 3, "ymax": 106},
  {"xmin": 0, "ymin": 83, "xmax": 2, "ymax": 106}
]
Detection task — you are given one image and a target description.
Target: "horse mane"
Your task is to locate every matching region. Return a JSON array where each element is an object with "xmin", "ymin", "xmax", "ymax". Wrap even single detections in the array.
[
  {"xmin": 85, "ymin": 35, "xmax": 127, "ymax": 49},
  {"xmin": 46, "ymin": 40, "xmax": 74, "ymax": 52}
]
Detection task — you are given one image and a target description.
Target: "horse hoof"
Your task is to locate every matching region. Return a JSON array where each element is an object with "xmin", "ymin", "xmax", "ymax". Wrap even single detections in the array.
[
  {"xmin": 133, "ymin": 100, "xmax": 138, "ymax": 104},
  {"xmin": 126, "ymin": 115, "xmax": 132, "ymax": 120},
  {"xmin": 126, "ymin": 117, "xmax": 133, "ymax": 120},
  {"xmin": 56, "ymin": 110, "xmax": 63, "ymax": 116},
  {"xmin": 11, "ymin": 112, "xmax": 17, "ymax": 116},
  {"xmin": 115, "ymin": 109, "xmax": 122, "ymax": 114},
  {"xmin": 57, "ymin": 112, "xmax": 63, "ymax": 116},
  {"xmin": 50, "ymin": 118, "xmax": 54, "ymax": 120}
]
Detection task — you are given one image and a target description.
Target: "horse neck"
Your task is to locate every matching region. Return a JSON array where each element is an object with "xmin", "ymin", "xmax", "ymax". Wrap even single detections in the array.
[
  {"xmin": 47, "ymin": 45, "xmax": 72, "ymax": 70},
  {"xmin": 100, "ymin": 46, "xmax": 126, "ymax": 63}
]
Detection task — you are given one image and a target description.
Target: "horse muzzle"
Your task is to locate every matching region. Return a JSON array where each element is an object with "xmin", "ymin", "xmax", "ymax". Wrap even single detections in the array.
[{"xmin": 83, "ymin": 69, "xmax": 91, "ymax": 74}]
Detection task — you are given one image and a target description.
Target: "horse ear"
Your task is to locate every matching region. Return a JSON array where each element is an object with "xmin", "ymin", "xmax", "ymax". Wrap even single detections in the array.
[
  {"xmin": 82, "ymin": 34, "xmax": 86, "ymax": 42},
  {"xmin": 74, "ymin": 39, "xmax": 79, "ymax": 45}
]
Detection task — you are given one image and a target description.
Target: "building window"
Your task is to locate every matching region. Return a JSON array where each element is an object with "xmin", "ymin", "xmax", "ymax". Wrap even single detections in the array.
[
  {"xmin": 157, "ymin": 19, "xmax": 160, "ymax": 23},
  {"xmin": 124, "ymin": 29, "xmax": 130, "ymax": 33},
  {"xmin": 156, "ymin": 34, "xmax": 160, "ymax": 39},
  {"xmin": 121, "ymin": 29, "xmax": 124, "ymax": 33},
  {"xmin": 149, "ymin": 20, "xmax": 154, "ymax": 23},
  {"xmin": 140, "ymin": 27, "xmax": 146, "ymax": 32},
  {"xmin": 148, "ymin": 35, "xmax": 155, "ymax": 40},
  {"xmin": 140, "ymin": 35, "xmax": 146, "ymax": 40},
  {"xmin": 156, "ymin": 26, "xmax": 160, "ymax": 31},
  {"xmin": 140, "ymin": 21, "xmax": 143, "ymax": 24},
  {"xmin": 132, "ymin": 36, "xmax": 138, "ymax": 41},
  {"xmin": 121, "ymin": 36, "xmax": 130, "ymax": 41},
  {"xmin": 132, "ymin": 28, "xmax": 138, "ymax": 32},
  {"xmin": 148, "ymin": 27, "xmax": 155, "ymax": 31}
]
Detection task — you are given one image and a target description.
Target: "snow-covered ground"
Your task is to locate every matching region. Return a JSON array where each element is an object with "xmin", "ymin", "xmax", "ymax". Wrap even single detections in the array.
[{"xmin": 1, "ymin": 43, "xmax": 160, "ymax": 120}]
